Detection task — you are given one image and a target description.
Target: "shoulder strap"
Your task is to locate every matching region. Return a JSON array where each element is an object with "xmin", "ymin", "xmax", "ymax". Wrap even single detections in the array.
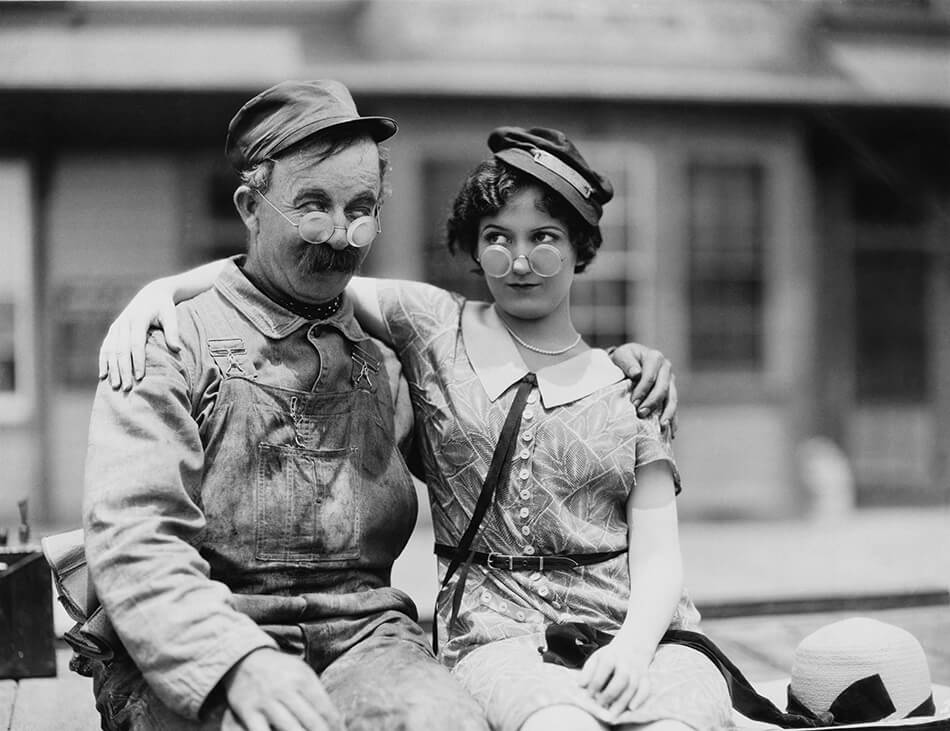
[{"xmin": 432, "ymin": 373, "xmax": 537, "ymax": 653}]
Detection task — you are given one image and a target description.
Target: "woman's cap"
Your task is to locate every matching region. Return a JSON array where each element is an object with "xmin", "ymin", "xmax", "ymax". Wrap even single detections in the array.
[
  {"xmin": 488, "ymin": 126, "xmax": 614, "ymax": 226},
  {"xmin": 789, "ymin": 617, "xmax": 936, "ymax": 724},
  {"xmin": 225, "ymin": 79, "xmax": 398, "ymax": 171}
]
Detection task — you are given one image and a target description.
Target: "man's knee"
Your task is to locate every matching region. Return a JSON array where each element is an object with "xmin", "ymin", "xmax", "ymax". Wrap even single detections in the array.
[
  {"xmin": 91, "ymin": 657, "xmax": 227, "ymax": 731},
  {"xmin": 521, "ymin": 705, "xmax": 604, "ymax": 731},
  {"xmin": 399, "ymin": 674, "xmax": 489, "ymax": 730},
  {"xmin": 91, "ymin": 657, "xmax": 148, "ymax": 730},
  {"xmin": 322, "ymin": 637, "xmax": 488, "ymax": 730}
]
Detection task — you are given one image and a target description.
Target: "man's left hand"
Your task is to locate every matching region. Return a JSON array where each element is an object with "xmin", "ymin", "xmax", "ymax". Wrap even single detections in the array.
[{"xmin": 609, "ymin": 343, "xmax": 677, "ymax": 436}]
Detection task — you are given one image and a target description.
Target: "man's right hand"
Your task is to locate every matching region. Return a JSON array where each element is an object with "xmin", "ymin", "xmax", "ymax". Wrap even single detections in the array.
[{"xmin": 221, "ymin": 648, "xmax": 344, "ymax": 731}]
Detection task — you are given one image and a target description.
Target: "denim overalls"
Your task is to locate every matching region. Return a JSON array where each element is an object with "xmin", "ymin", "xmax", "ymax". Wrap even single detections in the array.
[
  {"xmin": 197, "ymin": 295, "xmax": 420, "ymax": 668},
  {"xmin": 89, "ymin": 263, "xmax": 488, "ymax": 730}
]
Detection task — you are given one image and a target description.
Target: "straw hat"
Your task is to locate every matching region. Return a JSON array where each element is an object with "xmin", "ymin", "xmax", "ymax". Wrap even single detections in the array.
[{"xmin": 789, "ymin": 617, "xmax": 937, "ymax": 724}]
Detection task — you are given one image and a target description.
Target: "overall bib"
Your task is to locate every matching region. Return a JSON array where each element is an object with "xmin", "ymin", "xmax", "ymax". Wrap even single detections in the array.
[
  {"xmin": 198, "ymin": 321, "xmax": 421, "ymax": 670},
  {"xmin": 93, "ymin": 291, "xmax": 488, "ymax": 731}
]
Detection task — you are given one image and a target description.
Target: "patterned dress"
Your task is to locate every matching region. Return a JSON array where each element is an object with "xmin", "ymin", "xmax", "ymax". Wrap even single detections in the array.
[{"xmin": 376, "ymin": 281, "xmax": 733, "ymax": 730}]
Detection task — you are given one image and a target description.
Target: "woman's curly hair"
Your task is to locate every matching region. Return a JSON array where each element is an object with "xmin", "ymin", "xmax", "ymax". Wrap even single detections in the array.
[{"xmin": 445, "ymin": 159, "xmax": 603, "ymax": 273}]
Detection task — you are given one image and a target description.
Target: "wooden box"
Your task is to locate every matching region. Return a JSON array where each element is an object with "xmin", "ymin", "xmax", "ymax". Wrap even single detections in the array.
[{"xmin": 0, "ymin": 549, "xmax": 56, "ymax": 678}]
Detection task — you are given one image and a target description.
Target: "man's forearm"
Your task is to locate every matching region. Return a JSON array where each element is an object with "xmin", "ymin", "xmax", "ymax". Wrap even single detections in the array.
[{"xmin": 83, "ymin": 348, "xmax": 275, "ymax": 719}]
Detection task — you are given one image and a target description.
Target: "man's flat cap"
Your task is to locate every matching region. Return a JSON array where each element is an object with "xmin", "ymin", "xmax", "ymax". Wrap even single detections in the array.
[{"xmin": 226, "ymin": 79, "xmax": 397, "ymax": 171}]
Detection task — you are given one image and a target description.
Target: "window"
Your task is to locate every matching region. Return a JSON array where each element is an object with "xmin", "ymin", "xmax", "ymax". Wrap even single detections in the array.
[
  {"xmin": 180, "ymin": 157, "xmax": 246, "ymax": 267},
  {"xmin": 0, "ymin": 161, "xmax": 35, "ymax": 421},
  {"xmin": 854, "ymin": 251, "xmax": 928, "ymax": 403},
  {"xmin": 0, "ymin": 300, "xmax": 15, "ymax": 392},
  {"xmin": 687, "ymin": 162, "xmax": 765, "ymax": 371},
  {"xmin": 55, "ymin": 280, "xmax": 145, "ymax": 388},
  {"xmin": 420, "ymin": 145, "xmax": 657, "ymax": 349},
  {"xmin": 570, "ymin": 144, "xmax": 656, "ymax": 349},
  {"xmin": 852, "ymin": 170, "xmax": 929, "ymax": 403},
  {"xmin": 420, "ymin": 158, "xmax": 490, "ymax": 302}
]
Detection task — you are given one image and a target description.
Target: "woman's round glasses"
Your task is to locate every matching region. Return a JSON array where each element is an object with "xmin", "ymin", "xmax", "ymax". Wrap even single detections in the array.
[
  {"xmin": 256, "ymin": 191, "xmax": 380, "ymax": 249},
  {"xmin": 479, "ymin": 244, "xmax": 565, "ymax": 278}
]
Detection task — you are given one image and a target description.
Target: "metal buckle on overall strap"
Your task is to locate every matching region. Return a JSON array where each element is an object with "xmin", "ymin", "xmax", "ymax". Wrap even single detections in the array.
[
  {"xmin": 208, "ymin": 338, "xmax": 247, "ymax": 376},
  {"xmin": 350, "ymin": 343, "xmax": 380, "ymax": 388}
]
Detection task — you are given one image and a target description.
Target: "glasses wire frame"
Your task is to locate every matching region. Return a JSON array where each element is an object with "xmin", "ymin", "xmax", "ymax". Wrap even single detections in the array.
[
  {"xmin": 255, "ymin": 189, "xmax": 380, "ymax": 248},
  {"xmin": 479, "ymin": 243, "xmax": 565, "ymax": 278}
]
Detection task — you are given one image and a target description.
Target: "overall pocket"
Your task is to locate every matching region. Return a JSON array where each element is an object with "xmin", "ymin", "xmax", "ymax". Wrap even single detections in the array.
[{"xmin": 256, "ymin": 443, "xmax": 361, "ymax": 562}]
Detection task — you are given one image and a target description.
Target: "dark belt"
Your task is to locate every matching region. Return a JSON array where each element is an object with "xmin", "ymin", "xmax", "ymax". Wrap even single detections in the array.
[{"xmin": 434, "ymin": 543, "xmax": 626, "ymax": 572}]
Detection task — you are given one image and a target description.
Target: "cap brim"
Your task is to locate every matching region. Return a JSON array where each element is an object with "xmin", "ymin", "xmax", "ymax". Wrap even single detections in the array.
[
  {"xmin": 343, "ymin": 116, "xmax": 398, "ymax": 143},
  {"xmin": 494, "ymin": 148, "xmax": 599, "ymax": 226},
  {"xmin": 271, "ymin": 115, "xmax": 398, "ymax": 160}
]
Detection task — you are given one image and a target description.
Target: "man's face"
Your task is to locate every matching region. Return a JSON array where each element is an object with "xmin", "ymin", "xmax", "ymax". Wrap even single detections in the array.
[{"xmin": 245, "ymin": 137, "xmax": 381, "ymax": 303}]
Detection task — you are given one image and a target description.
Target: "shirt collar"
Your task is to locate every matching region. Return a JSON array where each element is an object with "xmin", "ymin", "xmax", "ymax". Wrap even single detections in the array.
[
  {"xmin": 214, "ymin": 257, "xmax": 370, "ymax": 343},
  {"xmin": 462, "ymin": 302, "xmax": 625, "ymax": 408}
]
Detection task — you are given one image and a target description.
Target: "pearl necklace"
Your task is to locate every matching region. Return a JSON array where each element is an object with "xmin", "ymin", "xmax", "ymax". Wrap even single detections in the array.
[{"xmin": 504, "ymin": 325, "xmax": 582, "ymax": 356}]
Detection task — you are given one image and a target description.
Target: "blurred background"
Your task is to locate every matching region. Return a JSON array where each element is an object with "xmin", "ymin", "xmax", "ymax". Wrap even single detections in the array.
[{"xmin": 0, "ymin": 0, "xmax": 948, "ymax": 609}]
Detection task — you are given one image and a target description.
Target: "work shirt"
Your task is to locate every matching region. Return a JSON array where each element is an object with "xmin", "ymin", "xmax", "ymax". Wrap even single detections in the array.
[
  {"xmin": 374, "ymin": 281, "xmax": 701, "ymax": 668},
  {"xmin": 83, "ymin": 259, "xmax": 417, "ymax": 720}
]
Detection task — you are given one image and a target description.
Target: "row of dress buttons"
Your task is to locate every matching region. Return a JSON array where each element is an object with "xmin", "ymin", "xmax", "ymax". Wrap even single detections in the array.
[
  {"xmin": 517, "ymin": 391, "xmax": 536, "ymax": 541},
  {"xmin": 526, "ymin": 568, "xmax": 560, "ymax": 608},
  {"xmin": 520, "ymin": 393, "xmax": 536, "ymax": 443},
  {"xmin": 478, "ymin": 581, "xmax": 562, "ymax": 615},
  {"xmin": 479, "ymin": 590, "xmax": 540, "ymax": 623}
]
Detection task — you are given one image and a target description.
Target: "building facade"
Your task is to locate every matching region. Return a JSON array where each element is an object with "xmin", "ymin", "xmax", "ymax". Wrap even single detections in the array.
[{"xmin": 1, "ymin": 0, "xmax": 948, "ymax": 526}]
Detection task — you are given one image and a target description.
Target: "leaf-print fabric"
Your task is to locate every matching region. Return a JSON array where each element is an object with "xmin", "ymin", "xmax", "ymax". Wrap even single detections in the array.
[{"xmin": 376, "ymin": 281, "xmax": 732, "ymax": 728}]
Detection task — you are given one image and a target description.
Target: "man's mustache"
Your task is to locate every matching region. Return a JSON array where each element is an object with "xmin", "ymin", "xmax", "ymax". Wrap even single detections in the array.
[{"xmin": 296, "ymin": 243, "xmax": 362, "ymax": 274}]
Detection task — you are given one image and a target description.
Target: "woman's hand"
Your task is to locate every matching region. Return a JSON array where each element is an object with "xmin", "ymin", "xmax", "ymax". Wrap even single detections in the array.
[
  {"xmin": 98, "ymin": 279, "xmax": 181, "ymax": 391},
  {"xmin": 578, "ymin": 641, "xmax": 652, "ymax": 718},
  {"xmin": 609, "ymin": 343, "xmax": 677, "ymax": 436}
]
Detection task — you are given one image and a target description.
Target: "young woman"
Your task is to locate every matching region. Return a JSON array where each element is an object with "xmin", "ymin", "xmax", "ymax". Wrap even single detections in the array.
[{"xmin": 99, "ymin": 127, "xmax": 731, "ymax": 730}]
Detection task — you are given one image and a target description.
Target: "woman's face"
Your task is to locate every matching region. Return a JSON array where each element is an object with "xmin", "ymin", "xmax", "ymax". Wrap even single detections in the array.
[{"xmin": 476, "ymin": 186, "xmax": 577, "ymax": 322}]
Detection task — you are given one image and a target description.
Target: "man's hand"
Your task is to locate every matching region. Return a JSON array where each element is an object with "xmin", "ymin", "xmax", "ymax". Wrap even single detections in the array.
[
  {"xmin": 609, "ymin": 343, "xmax": 678, "ymax": 436},
  {"xmin": 578, "ymin": 642, "xmax": 651, "ymax": 718},
  {"xmin": 97, "ymin": 280, "xmax": 181, "ymax": 391},
  {"xmin": 221, "ymin": 648, "xmax": 344, "ymax": 731}
]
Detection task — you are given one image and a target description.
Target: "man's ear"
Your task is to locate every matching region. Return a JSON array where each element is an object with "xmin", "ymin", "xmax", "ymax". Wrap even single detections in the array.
[{"xmin": 233, "ymin": 185, "xmax": 259, "ymax": 234}]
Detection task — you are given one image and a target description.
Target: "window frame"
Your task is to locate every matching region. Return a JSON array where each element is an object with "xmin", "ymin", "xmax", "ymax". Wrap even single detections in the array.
[
  {"xmin": 673, "ymin": 138, "xmax": 801, "ymax": 401},
  {"xmin": 0, "ymin": 159, "xmax": 37, "ymax": 424},
  {"xmin": 686, "ymin": 158, "xmax": 767, "ymax": 373},
  {"xmin": 569, "ymin": 140, "xmax": 659, "ymax": 350}
]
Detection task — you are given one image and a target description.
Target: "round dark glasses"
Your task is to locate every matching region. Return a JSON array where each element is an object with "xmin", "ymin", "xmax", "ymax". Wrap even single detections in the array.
[
  {"xmin": 479, "ymin": 244, "xmax": 565, "ymax": 278},
  {"xmin": 257, "ymin": 191, "xmax": 379, "ymax": 249}
]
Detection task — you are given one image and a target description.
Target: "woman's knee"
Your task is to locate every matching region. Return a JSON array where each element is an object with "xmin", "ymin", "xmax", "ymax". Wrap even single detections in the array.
[
  {"xmin": 623, "ymin": 721, "xmax": 694, "ymax": 731},
  {"xmin": 520, "ymin": 705, "xmax": 604, "ymax": 731}
]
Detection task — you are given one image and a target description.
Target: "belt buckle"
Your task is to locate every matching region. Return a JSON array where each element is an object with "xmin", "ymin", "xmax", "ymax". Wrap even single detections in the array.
[{"xmin": 487, "ymin": 551, "xmax": 514, "ymax": 570}]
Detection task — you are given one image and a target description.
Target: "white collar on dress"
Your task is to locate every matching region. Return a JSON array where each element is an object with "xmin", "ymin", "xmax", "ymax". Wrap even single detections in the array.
[{"xmin": 461, "ymin": 302, "xmax": 625, "ymax": 408}]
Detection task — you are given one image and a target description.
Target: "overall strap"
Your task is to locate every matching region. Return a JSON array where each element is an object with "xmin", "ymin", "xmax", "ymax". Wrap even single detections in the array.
[
  {"xmin": 349, "ymin": 341, "xmax": 381, "ymax": 392},
  {"xmin": 432, "ymin": 372, "xmax": 537, "ymax": 654},
  {"xmin": 207, "ymin": 337, "xmax": 249, "ymax": 379}
]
